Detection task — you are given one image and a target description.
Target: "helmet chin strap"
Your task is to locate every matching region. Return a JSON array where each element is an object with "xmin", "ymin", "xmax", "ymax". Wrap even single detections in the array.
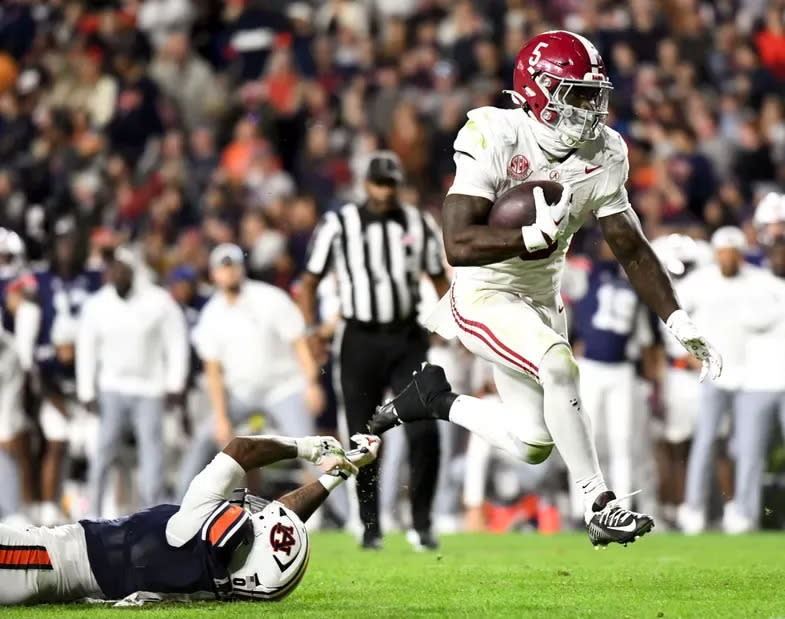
[
  {"xmin": 503, "ymin": 90, "xmax": 579, "ymax": 159},
  {"xmin": 527, "ymin": 110, "xmax": 576, "ymax": 159}
]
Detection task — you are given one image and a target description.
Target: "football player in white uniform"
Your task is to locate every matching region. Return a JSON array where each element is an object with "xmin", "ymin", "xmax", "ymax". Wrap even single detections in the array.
[
  {"xmin": 0, "ymin": 433, "xmax": 379, "ymax": 605},
  {"xmin": 650, "ymin": 234, "xmax": 714, "ymax": 525},
  {"xmin": 370, "ymin": 30, "xmax": 722, "ymax": 548}
]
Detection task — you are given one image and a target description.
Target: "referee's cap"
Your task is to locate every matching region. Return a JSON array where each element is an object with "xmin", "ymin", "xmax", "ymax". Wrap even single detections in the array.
[
  {"xmin": 209, "ymin": 243, "xmax": 245, "ymax": 269},
  {"xmin": 711, "ymin": 226, "xmax": 747, "ymax": 251},
  {"xmin": 366, "ymin": 151, "xmax": 404, "ymax": 184}
]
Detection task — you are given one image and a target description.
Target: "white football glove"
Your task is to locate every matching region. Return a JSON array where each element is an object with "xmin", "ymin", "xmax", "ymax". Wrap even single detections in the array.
[
  {"xmin": 345, "ymin": 434, "xmax": 381, "ymax": 469},
  {"xmin": 666, "ymin": 309, "xmax": 723, "ymax": 382},
  {"xmin": 319, "ymin": 453, "xmax": 359, "ymax": 478},
  {"xmin": 296, "ymin": 435, "xmax": 344, "ymax": 465},
  {"xmin": 521, "ymin": 183, "xmax": 572, "ymax": 253}
]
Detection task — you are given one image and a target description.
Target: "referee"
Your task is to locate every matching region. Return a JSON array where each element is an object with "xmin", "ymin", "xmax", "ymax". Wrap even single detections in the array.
[{"xmin": 298, "ymin": 152, "xmax": 450, "ymax": 549}]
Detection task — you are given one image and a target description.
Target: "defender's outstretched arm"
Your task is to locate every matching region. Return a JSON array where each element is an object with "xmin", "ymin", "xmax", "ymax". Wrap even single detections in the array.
[
  {"xmin": 223, "ymin": 436, "xmax": 298, "ymax": 471},
  {"xmin": 277, "ymin": 483, "xmax": 329, "ymax": 522}
]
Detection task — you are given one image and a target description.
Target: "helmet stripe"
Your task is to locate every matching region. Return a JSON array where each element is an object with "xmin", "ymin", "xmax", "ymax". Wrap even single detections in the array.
[{"xmin": 571, "ymin": 32, "xmax": 602, "ymax": 71}]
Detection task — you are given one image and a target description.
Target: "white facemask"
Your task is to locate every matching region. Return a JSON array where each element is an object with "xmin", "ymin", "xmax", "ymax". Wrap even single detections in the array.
[{"xmin": 527, "ymin": 111, "xmax": 576, "ymax": 159}]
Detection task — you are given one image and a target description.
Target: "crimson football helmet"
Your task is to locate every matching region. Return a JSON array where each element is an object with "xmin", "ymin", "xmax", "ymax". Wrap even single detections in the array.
[{"xmin": 507, "ymin": 30, "xmax": 613, "ymax": 146}]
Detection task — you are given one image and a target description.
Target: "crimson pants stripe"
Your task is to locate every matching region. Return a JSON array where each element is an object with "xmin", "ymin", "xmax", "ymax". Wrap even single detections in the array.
[
  {"xmin": 450, "ymin": 301, "xmax": 538, "ymax": 380},
  {"xmin": 450, "ymin": 289, "xmax": 539, "ymax": 378}
]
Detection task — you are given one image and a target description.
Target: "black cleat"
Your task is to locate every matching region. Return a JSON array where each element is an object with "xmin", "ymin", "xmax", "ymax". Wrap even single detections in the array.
[
  {"xmin": 369, "ymin": 364, "xmax": 454, "ymax": 434},
  {"xmin": 361, "ymin": 530, "xmax": 383, "ymax": 550},
  {"xmin": 586, "ymin": 491, "xmax": 654, "ymax": 548}
]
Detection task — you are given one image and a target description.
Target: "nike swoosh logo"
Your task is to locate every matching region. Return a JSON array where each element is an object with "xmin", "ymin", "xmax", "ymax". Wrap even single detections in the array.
[
  {"xmin": 558, "ymin": 306, "xmax": 565, "ymax": 313},
  {"xmin": 554, "ymin": 217, "xmax": 564, "ymax": 226},
  {"xmin": 607, "ymin": 521, "xmax": 637, "ymax": 533},
  {"xmin": 585, "ymin": 165, "xmax": 602, "ymax": 174}
]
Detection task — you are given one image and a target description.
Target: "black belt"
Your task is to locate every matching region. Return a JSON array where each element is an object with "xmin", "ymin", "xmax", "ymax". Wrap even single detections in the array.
[{"xmin": 344, "ymin": 318, "xmax": 418, "ymax": 334}]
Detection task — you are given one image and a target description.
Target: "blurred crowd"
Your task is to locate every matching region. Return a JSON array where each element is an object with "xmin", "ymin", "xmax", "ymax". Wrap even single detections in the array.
[{"xmin": 1, "ymin": 0, "xmax": 785, "ymax": 534}]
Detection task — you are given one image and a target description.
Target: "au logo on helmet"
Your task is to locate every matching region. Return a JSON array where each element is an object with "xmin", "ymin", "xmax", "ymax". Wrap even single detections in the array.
[
  {"xmin": 269, "ymin": 522, "xmax": 297, "ymax": 556},
  {"xmin": 508, "ymin": 154, "xmax": 532, "ymax": 181}
]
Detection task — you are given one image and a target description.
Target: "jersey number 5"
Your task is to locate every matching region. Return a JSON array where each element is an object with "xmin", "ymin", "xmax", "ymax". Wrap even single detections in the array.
[{"xmin": 529, "ymin": 42, "xmax": 549, "ymax": 66}]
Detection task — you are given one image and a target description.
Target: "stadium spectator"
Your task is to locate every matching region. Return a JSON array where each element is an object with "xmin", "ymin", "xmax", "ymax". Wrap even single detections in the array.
[
  {"xmin": 149, "ymin": 32, "xmax": 224, "ymax": 132},
  {"xmin": 77, "ymin": 248, "xmax": 188, "ymax": 516},
  {"xmin": 48, "ymin": 46, "xmax": 117, "ymax": 129},
  {"xmin": 179, "ymin": 243, "xmax": 323, "ymax": 497}
]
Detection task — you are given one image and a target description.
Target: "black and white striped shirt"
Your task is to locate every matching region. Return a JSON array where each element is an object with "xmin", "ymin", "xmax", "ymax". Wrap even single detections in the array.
[{"xmin": 305, "ymin": 202, "xmax": 445, "ymax": 324}]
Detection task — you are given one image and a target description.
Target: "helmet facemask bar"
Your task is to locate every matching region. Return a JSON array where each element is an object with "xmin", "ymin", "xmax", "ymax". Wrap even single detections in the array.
[{"xmin": 538, "ymin": 75, "xmax": 612, "ymax": 146}]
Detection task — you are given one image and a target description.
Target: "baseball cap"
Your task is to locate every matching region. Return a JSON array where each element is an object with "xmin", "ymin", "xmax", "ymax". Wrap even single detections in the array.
[
  {"xmin": 711, "ymin": 226, "xmax": 747, "ymax": 251},
  {"xmin": 209, "ymin": 243, "xmax": 245, "ymax": 269},
  {"xmin": 112, "ymin": 246, "xmax": 136, "ymax": 268},
  {"xmin": 168, "ymin": 264, "xmax": 198, "ymax": 284},
  {"xmin": 54, "ymin": 216, "xmax": 76, "ymax": 237},
  {"xmin": 287, "ymin": 2, "xmax": 312, "ymax": 21},
  {"xmin": 366, "ymin": 151, "xmax": 404, "ymax": 184}
]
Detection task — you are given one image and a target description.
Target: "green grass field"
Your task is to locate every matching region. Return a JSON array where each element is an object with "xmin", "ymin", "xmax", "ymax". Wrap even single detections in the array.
[{"xmin": 2, "ymin": 532, "xmax": 784, "ymax": 618}]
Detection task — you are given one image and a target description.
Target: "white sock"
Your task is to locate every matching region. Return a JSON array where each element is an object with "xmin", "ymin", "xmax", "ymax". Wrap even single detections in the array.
[
  {"xmin": 539, "ymin": 347, "xmax": 607, "ymax": 520},
  {"xmin": 448, "ymin": 395, "xmax": 552, "ymax": 464}
]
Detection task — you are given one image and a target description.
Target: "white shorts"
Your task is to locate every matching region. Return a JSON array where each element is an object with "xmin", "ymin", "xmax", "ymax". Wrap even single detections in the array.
[
  {"xmin": 0, "ymin": 523, "xmax": 102, "ymax": 605},
  {"xmin": 40, "ymin": 401, "xmax": 69, "ymax": 442},
  {"xmin": 39, "ymin": 400, "xmax": 98, "ymax": 459},
  {"xmin": 662, "ymin": 367, "xmax": 700, "ymax": 444},
  {"xmin": 426, "ymin": 278, "xmax": 568, "ymax": 385},
  {"xmin": 0, "ymin": 394, "xmax": 27, "ymax": 443}
]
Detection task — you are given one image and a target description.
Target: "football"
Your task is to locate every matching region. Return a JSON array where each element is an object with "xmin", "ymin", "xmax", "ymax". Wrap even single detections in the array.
[{"xmin": 488, "ymin": 180, "xmax": 564, "ymax": 228}]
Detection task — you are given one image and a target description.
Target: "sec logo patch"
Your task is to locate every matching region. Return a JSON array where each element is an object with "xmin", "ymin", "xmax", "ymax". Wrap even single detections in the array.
[{"xmin": 508, "ymin": 154, "xmax": 532, "ymax": 181}]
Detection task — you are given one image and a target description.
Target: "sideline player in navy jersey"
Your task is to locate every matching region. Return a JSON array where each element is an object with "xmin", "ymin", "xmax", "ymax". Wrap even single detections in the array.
[{"xmin": 0, "ymin": 433, "xmax": 380, "ymax": 605}]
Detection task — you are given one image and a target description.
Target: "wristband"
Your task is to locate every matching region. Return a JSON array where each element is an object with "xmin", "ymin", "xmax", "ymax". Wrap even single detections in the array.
[
  {"xmin": 305, "ymin": 324, "xmax": 319, "ymax": 337},
  {"xmin": 666, "ymin": 309, "xmax": 691, "ymax": 331},
  {"xmin": 318, "ymin": 474, "xmax": 344, "ymax": 492},
  {"xmin": 294, "ymin": 438, "xmax": 313, "ymax": 461},
  {"xmin": 521, "ymin": 225, "xmax": 548, "ymax": 252}
]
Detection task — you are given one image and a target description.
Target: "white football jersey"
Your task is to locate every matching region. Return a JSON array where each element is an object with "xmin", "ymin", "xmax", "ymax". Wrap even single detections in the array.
[{"xmin": 447, "ymin": 106, "xmax": 631, "ymax": 299}]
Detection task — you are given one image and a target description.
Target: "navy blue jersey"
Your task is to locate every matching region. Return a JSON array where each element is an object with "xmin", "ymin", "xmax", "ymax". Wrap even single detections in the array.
[
  {"xmin": 81, "ymin": 501, "xmax": 252, "ymax": 600},
  {"xmin": 38, "ymin": 356, "xmax": 76, "ymax": 399},
  {"xmin": 35, "ymin": 269, "xmax": 102, "ymax": 359},
  {"xmin": 573, "ymin": 261, "xmax": 641, "ymax": 363}
]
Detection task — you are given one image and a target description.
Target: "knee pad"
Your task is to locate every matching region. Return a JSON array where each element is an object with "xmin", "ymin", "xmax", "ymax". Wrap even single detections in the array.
[
  {"xmin": 539, "ymin": 344, "xmax": 579, "ymax": 387},
  {"xmin": 522, "ymin": 441, "xmax": 553, "ymax": 465},
  {"xmin": 510, "ymin": 433, "xmax": 553, "ymax": 464}
]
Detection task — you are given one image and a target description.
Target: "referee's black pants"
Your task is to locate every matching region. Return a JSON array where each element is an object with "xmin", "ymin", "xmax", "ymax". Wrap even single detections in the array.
[{"xmin": 335, "ymin": 319, "xmax": 440, "ymax": 535}]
